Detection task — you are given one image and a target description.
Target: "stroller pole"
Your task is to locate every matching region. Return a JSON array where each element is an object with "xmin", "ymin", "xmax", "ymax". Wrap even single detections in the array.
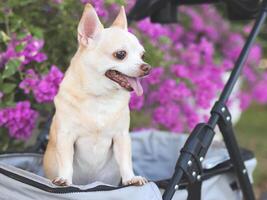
[{"xmin": 163, "ymin": 0, "xmax": 267, "ymax": 200}]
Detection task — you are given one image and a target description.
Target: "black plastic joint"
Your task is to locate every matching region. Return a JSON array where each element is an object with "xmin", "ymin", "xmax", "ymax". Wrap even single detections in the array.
[
  {"xmin": 211, "ymin": 101, "xmax": 232, "ymax": 126},
  {"xmin": 177, "ymin": 152, "xmax": 202, "ymax": 183},
  {"xmin": 175, "ymin": 123, "xmax": 215, "ymax": 183}
]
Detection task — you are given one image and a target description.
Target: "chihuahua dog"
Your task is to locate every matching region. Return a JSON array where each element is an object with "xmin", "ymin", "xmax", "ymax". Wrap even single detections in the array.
[{"xmin": 43, "ymin": 4, "xmax": 151, "ymax": 186}]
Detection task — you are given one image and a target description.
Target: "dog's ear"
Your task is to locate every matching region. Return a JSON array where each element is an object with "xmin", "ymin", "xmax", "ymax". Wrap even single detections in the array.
[
  {"xmin": 78, "ymin": 4, "xmax": 103, "ymax": 46},
  {"xmin": 111, "ymin": 6, "xmax": 127, "ymax": 30}
]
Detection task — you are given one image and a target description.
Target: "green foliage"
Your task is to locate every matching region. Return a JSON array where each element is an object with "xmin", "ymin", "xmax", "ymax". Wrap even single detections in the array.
[
  {"xmin": 0, "ymin": 0, "xmax": 140, "ymax": 150},
  {"xmin": 2, "ymin": 59, "xmax": 20, "ymax": 79},
  {"xmin": 106, "ymin": 0, "xmax": 125, "ymax": 5},
  {"xmin": 0, "ymin": 0, "xmax": 84, "ymax": 69},
  {"xmin": 236, "ymin": 105, "xmax": 267, "ymax": 190}
]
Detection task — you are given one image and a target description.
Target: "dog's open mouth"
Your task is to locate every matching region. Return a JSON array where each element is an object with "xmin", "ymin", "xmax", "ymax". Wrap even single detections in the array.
[{"xmin": 105, "ymin": 70, "xmax": 143, "ymax": 96}]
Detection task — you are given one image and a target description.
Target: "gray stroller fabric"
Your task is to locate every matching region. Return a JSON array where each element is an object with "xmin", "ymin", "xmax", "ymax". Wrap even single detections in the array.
[
  {"xmin": 131, "ymin": 130, "xmax": 256, "ymax": 200},
  {"xmin": 131, "ymin": 130, "xmax": 256, "ymax": 181},
  {"xmin": 0, "ymin": 130, "xmax": 256, "ymax": 200},
  {"xmin": 0, "ymin": 162, "xmax": 161, "ymax": 200}
]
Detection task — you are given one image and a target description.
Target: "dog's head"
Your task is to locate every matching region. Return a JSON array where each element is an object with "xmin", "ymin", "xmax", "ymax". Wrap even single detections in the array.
[{"xmin": 76, "ymin": 4, "xmax": 151, "ymax": 96}]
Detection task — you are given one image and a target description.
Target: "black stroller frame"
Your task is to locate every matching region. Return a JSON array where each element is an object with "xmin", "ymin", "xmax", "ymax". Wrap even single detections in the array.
[{"xmin": 161, "ymin": 1, "xmax": 267, "ymax": 200}]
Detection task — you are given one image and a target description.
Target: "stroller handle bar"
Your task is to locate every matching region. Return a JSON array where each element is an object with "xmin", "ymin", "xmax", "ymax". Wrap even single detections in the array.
[
  {"xmin": 209, "ymin": 0, "xmax": 267, "ymax": 128},
  {"xmin": 163, "ymin": 0, "xmax": 267, "ymax": 200}
]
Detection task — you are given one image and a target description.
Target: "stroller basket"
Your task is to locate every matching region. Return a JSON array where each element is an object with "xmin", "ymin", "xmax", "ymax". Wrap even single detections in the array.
[{"xmin": 0, "ymin": 130, "xmax": 256, "ymax": 200}]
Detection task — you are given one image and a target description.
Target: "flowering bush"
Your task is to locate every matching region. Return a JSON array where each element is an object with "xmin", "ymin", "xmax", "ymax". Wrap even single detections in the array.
[
  {"xmin": 0, "ymin": 101, "xmax": 38, "ymax": 140},
  {"xmin": 129, "ymin": 6, "xmax": 266, "ymax": 132},
  {"xmin": 0, "ymin": 0, "xmax": 266, "ymax": 150}
]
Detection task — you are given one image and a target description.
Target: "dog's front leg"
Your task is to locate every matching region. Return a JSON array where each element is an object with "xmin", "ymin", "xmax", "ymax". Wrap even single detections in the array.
[
  {"xmin": 52, "ymin": 136, "xmax": 74, "ymax": 186},
  {"xmin": 44, "ymin": 124, "xmax": 75, "ymax": 186},
  {"xmin": 113, "ymin": 132, "xmax": 147, "ymax": 186}
]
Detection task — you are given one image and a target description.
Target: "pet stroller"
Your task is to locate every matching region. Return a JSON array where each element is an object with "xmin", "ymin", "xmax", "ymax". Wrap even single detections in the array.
[{"xmin": 0, "ymin": 0, "xmax": 266, "ymax": 199}]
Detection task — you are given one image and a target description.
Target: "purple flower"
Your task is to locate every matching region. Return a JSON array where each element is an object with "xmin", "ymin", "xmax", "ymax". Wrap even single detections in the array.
[
  {"xmin": 168, "ymin": 26, "xmax": 184, "ymax": 42},
  {"xmin": 192, "ymin": 14, "xmax": 204, "ymax": 32},
  {"xmin": 19, "ymin": 65, "xmax": 63, "ymax": 102},
  {"xmin": 81, "ymin": 0, "xmax": 107, "ymax": 17},
  {"xmin": 19, "ymin": 69, "xmax": 40, "ymax": 94},
  {"xmin": 137, "ymin": 19, "xmax": 169, "ymax": 41},
  {"xmin": 21, "ymin": 35, "xmax": 47, "ymax": 65},
  {"xmin": 222, "ymin": 33, "xmax": 244, "ymax": 60},
  {"xmin": 184, "ymin": 104, "xmax": 200, "ymax": 130},
  {"xmin": 198, "ymin": 37, "xmax": 214, "ymax": 57},
  {"xmin": 253, "ymin": 81, "xmax": 267, "ymax": 104},
  {"xmin": 153, "ymin": 104, "xmax": 182, "ymax": 131},
  {"xmin": 239, "ymin": 93, "xmax": 252, "ymax": 110},
  {"xmin": 156, "ymin": 79, "xmax": 177, "ymax": 104},
  {"xmin": 221, "ymin": 59, "xmax": 234, "ymax": 71},
  {"xmin": 0, "ymin": 101, "xmax": 38, "ymax": 140},
  {"xmin": 192, "ymin": 75, "xmax": 218, "ymax": 109},
  {"xmin": 244, "ymin": 66, "xmax": 257, "ymax": 83},
  {"xmin": 129, "ymin": 93, "xmax": 144, "ymax": 110},
  {"xmin": 171, "ymin": 64, "xmax": 189, "ymax": 78},
  {"xmin": 33, "ymin": 65, "xmax": 64, "ymax": 103},
  {"xmin": 0, "ymin": 53, "xmax": 8, "ymax": 68},
  {"xmin": 243, "ymin": 24, "xmax": 252, "ymax": 34},
  {"xmin": 175, "ymin": 82, "xmax": 191, "ymax": 99},
  {"xmin": 180, "ymin": 45, "xmax": 201, "ymax": 67},
  {"xmin": 247, "ymin": 44, "xmax": 262, "ymax": 65},
  {"xmin": 203, "ymin": 26, "xmax": 220, "ymax": 42},
  {"xmin": 3, "ymin": 34, "xmax": 47, "ymax": 68},
  {"xmin": 144, "ymin": 67, "xmax": 164, "ymax": 85}
]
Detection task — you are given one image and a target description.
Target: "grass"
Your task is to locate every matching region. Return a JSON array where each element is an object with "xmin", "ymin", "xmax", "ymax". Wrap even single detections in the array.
[{"xmin": 235, "ymin": 104, "xmax": 267, "ymax": 194}]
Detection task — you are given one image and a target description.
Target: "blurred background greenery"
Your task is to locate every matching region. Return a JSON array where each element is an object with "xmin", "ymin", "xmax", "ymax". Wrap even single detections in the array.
[{"xmin": 236, "ymin": 105, "xmax": 267, "ymax": 197}]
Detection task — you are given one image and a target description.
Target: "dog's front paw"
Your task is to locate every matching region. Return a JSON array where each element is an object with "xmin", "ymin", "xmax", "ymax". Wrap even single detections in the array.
[
  {"xmin": 52, "ymin": 177, "xmax": 70, "ymax": 186},
  {"xmin": 123, "ymin": 176, "xmax": 148, "ymax": 186}
]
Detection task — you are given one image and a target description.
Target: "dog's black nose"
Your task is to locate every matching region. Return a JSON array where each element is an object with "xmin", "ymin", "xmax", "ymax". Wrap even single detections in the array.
[{"xmin": 140, "ymin": 64, "xmax": 151, "ymax": 74}]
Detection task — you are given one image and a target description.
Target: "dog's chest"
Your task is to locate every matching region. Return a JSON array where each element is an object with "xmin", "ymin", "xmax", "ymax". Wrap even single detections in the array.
[{"xmin": 79, "ymin": 97, "xmax": 128, "ymax": 132}]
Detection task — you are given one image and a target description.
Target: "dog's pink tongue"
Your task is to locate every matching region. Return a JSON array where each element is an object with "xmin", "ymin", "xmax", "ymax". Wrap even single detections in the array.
[{"xmin": 126, "ymin": 77, "xmax": 143, "ymax": 96}]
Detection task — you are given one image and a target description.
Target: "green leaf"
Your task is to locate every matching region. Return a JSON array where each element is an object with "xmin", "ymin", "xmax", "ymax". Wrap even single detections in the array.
[
  {"xmin": 17, "ymin": 0, "xmax": 35, "ymax": 6},
  {"xmin": 29, "ymin": 27, "xmax": 43, "ymax": 39},
  {"xmin": 159, "ymin": 36, "xmax": 171, "ymax": 44},
  {"xmin": 106, "ymin": 0, "xmax": 125, "ymax": 5},
  {"xmin": 17, "ymin": 32, "xmax": 28, "ymax": 40},
  {"xmin": 0, "ymin": 93, "xmax": 15, "ymax": 108},
  {"xmin": 7, "ymin": 0, "xmax": 35, "ymax": 7},
  {"xmin": 0, "ymin": 31, "xmax": 10, "ymax": 43},
  {"xmin": 175, "ymin": 79, "xmax": 180, "ymax": 84},
  {"xmin": 15, "ymin": 43, "xmax": 25, "ymax": 52},
  {"xmin": 1, "ymin": 83, "xmax": 17, "ymax": 94},
  {"xmin": 2, "ymin": 59, "xmax": 21, "ymax": 79}
]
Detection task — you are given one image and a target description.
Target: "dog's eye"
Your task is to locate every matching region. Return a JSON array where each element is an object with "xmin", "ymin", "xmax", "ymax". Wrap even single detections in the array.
[{"xmin": 113, "ymin": 50, "xmax": 127, "ymax": 60}]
